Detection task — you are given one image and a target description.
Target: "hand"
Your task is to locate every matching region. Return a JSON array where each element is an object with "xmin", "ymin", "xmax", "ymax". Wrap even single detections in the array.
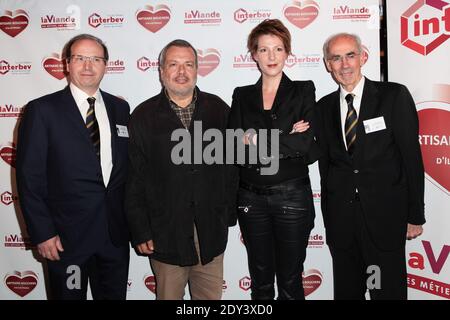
[
  {"xmin": 242, "ymin": 132, "xmax": 257, "ymax": 146},
  {"xmin": 37, "ymin": 235, "xmax": 64, "ymax": 261},
  {"xmin": 137, "ymin": 240, "xmax": 154, "ymax": 255},
  {"xmin": 290, "ymin": 120, "xmax": 310, "ymax": 134},
  {"xmin": 407, "ymin": 224, "xmax": 423, "ymax": 240}
]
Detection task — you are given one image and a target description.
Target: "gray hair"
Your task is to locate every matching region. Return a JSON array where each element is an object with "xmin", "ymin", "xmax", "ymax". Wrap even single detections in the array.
[
  {"xmin": 158, "ymin": 39, "xmax": 198, "ymax": 69},
  {"xmin": 64, "ymin": 33, "xmax": 109, "ymax": 62},
  {"xmin": 322, "ymin": 33, "xmax": 363, "ymax": 60}
]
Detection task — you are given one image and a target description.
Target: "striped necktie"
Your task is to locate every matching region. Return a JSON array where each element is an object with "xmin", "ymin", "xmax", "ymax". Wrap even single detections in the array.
[
  {"xmin": 344, "ymin": 93, "xmax": 357, "ymax": 156},
  {"xmin": 86, "ymin": 97, "xmax": 100, "ymax": 158}
]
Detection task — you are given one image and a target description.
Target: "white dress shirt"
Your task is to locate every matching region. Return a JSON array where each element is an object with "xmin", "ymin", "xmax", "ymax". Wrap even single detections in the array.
[
  {"xmin": 339, "ymin": 76, "xmax": 365, "ymax": 150},
  {"xmin": 70, "ymin": 83, "xmax": 113, "ymax": 186}
]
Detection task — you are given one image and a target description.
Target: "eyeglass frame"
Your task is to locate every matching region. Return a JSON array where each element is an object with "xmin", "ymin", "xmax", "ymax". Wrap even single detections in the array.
[
  {"xmin": 69, "ymin": 54, "xmax": 107, "ymax": 64},
  {"xmin": 327, "ymin": 52, "xmax": 361, "ymax": 64}
]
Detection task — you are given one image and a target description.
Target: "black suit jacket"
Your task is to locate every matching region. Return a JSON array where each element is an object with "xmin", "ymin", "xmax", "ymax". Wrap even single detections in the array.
[
  {"xmin": 16, "ymin": 86, "xmax": 130, "ymax": 254},
  {"xmin": 126, "ymin": 87, "xmax": 238, "ymax": 266},
  {"xmin": 228, "ymin": 73, "xmax": 321, "ymax": 167},
  {"xmin": 315, "ymin": 78, "xmax": 425, "ymax": 250}
]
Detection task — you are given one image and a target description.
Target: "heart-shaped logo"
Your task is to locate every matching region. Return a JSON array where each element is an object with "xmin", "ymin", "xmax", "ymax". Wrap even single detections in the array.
[
  {"xmin": 0, "ymin": 143, "xmax": 16, "ymax": 168},
  {"xmin": 283, "ymin": 1, "xmax": 319, "ymax": 29},
  {"xmin": 0, "ymin": 10, "xmax": 29, "ymax": 37},
  {"xmin": 197, "ymin": 48, "xmax": 220, "ymax": 77},
  {"xmin": 42, "ymin": 54, "xmax": 66, "ymax": 80},
  {"xmin": 302, "ymin": 269, "xmax": 322, "ymax": 296},
  {"xmin": 418, "ymin": 104, "xmax": 450, "ymax": 194},
  {"xmin": 136, "ymin": 5, "xmax": 171, "ymax": 33},
  {"xmin": 143, "ymin": 274, "xmax": 156, "ymax": 294},
  {"xmin": 4, "ymin": 271, "xmax": 38, "ymax": 297}
]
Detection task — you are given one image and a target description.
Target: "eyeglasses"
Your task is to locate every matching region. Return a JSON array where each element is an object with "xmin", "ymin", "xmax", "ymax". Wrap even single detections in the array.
[
  {"xmin": 70, "ymin": 55, "xmax": 106, "ymax": 64},
  {"xmin": 328, "ymin": 52, "xmax": 360, "ymax": 64}
]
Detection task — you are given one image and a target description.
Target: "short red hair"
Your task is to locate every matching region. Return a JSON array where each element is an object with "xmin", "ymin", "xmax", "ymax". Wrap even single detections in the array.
[{"xmin": 247, "ymin": 19, "xmax": 292, "ymax": 57}]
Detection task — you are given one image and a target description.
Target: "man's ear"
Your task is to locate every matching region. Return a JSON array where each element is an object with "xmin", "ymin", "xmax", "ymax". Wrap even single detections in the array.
[
  {"xmin": 324, "ymin": 58, "xmax": 331, "ymax": 73},
  {"xmin": 360, "ymin": 50, "xmax": 368, "ymax": 66}
]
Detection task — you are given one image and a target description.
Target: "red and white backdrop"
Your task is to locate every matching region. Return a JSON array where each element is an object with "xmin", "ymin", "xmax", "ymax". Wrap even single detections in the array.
[
  {"xmin": 1, "ymin": 0, "xmax": 384, "ymax": 299},
  {"xmin": 387, "ymin": 0, "xmax": 450, "ymax": 300}
]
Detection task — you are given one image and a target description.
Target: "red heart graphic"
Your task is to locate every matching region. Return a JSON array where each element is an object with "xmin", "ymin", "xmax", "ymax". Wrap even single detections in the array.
[
  {"xmin": 302, "ymin": 269, "xmax": 322, "ymax": 296},
  {"xmin": 42, "ymin": 57, "xmax": 65, "ymax": 80},
  {"xmin": 136, "ymin": 6, "xmax": 171, "ymax": 33},
  {"xmin": 418, "ymin": 107, "xmax": 450, "ymax": 193},
  {"xmin": 0, "ymin": 10, "xmax": 29, "ymax": 37},
  {"xmin": 143, "ymin": 275, "xmax": 156, "ymax": 293},
  {"xmin": 197, "ymin": 49, "xmax": 220, "ymax": 77},
  {"xmin": 284, "ymin": 1, "xmax": 319, "ymax": 29},
  {"xmin": 0, "ymin": 146, "xmax": 16, "ymax": 168},
  {"xmin": 4, "ymin": 271, "xmax": 38, "ymax": 297}
]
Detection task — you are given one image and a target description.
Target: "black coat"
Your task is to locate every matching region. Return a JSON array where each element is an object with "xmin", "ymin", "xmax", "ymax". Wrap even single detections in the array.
[
  {"xmin": 126, "ymin": 88, "xmax": 238, "ymax": 266},
  {"xmin": 228, "ymin": 73, "xmax": 321, "ymax": 169},
  {"xmin": 315, "ymin": 78, "xmax": 425, "ymax": 250}
]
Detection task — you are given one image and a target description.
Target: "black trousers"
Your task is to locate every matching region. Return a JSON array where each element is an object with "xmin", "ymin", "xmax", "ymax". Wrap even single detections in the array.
[
  {"xmin": 46, "ymin": 237, "xmax": 129, "ymax": 300},
  {"xmin": 329, "ymin": 197, "xmax": 407, "ymax": 300},
  {"xmin": 237, "ymin": 177, "xmax": 315, "ymax": 300}
]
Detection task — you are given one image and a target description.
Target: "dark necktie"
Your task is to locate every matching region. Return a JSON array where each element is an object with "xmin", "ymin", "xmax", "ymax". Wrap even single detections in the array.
[
  {"xmin": 344, "ymin": 93, "xmax": 357, "ymax": 156},
  {"xmin": 86, "ymin": 97, "xmax": 100, "ymax": 158}
]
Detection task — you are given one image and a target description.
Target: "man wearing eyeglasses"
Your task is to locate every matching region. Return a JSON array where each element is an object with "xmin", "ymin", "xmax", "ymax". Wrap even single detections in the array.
[
  {"xmin": 314, "ymin": 33, "xmax": 425, "ymax": 300},
  {"xmin": 16, "ymin": 34, "xmax": 130, "ymax": 299}
]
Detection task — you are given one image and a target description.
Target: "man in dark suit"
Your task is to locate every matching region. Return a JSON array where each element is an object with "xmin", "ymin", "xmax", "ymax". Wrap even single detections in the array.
[
  {"xmin": 16, "ymin": 34, "xmax": 130, "ymax": 300},
  {"xmin": 126, "ymin": 39, "xmax": 237, "ymax": 300},
  {"xmin": 315, "ymin": 33, "xmax": 425, "ymax": 300}
]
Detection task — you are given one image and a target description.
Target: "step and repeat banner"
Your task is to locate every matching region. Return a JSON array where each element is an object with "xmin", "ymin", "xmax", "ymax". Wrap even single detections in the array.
[
  {"xmin": 2, "ymin": 0, "xmax": 387, "ymax": 299},
  {"xmin": 386, "ymin": 0, "xmax": 450, "ymax": 300}
]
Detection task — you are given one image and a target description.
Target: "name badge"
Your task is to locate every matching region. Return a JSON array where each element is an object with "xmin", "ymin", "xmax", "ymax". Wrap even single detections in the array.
[
  {"xmin": 116, "ymin": 125, "xmax": 129, "ymax": 137},
  {"xmin": 363, "ymin": 116, "xmax": 386, "ymax": 134}
]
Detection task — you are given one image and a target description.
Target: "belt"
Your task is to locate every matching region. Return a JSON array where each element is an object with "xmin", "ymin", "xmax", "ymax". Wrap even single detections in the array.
[{"xmin": 239, "ymin": 177, "xmax": 310, "ymax": 195}]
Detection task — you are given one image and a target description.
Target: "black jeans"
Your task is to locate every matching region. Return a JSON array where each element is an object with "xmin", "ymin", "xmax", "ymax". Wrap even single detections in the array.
[{"xmin": 237, "ymin": 177, "xmax": 315, "ymax": 300}]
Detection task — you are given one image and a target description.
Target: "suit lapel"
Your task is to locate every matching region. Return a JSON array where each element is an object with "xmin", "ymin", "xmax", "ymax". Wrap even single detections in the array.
[
  {"xmin": 353, "ymin": 78, "xmax": 379, "ymax": 163},
  {"xmin": 270, "ymin": 73, "xmax": 291, "ymax": 114},
  {"xmin": 189, "ymin": 87, "xmax": 204, "ymax": 131},
  {"xmin": 330, "ymin": 90, "xmax": 348, "ymax": 155},
  {"xmin": 61, "ymin": 86, "xmax": 94, "ymax": 144},
  {"xmin": 61, "ymin": 86, "xmax": 102, "ymax": 169},
  {"xmin": 101, "ymin": 90, "xmax": 118, "ymax": 169},
  {"xmin": 251, "ymin": 77, "xmax": 264, "ymax": 113},
  {"xmin": 251, "ymin": 73, "xmax": 290, "ymax": 114},
  {"xmin": 243, "ymin": 77, "xmax": 273, "ymax": 129}
]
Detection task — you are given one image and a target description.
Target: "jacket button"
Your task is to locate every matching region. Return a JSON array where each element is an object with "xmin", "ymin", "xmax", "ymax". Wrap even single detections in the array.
[
  {"xmin": 354, "ymin": 169, "xmax": 359, "ymax": 174},
  {"xmin": 271, "ymin": 114, "xmax": 277, "ymax": 120},
  {"xmin": 189, "ymin": 201, "xmax": 196, "ymax": 207}
]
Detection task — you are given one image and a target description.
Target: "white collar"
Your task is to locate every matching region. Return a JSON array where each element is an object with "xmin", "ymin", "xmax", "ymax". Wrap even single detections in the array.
[
  {"xmin": 340, "ymin": 76, "xmax": 365, "ymax": 101},
  {"xmin": 69, "ymin": 83, "xmax": 103, "ymax": 106}
]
